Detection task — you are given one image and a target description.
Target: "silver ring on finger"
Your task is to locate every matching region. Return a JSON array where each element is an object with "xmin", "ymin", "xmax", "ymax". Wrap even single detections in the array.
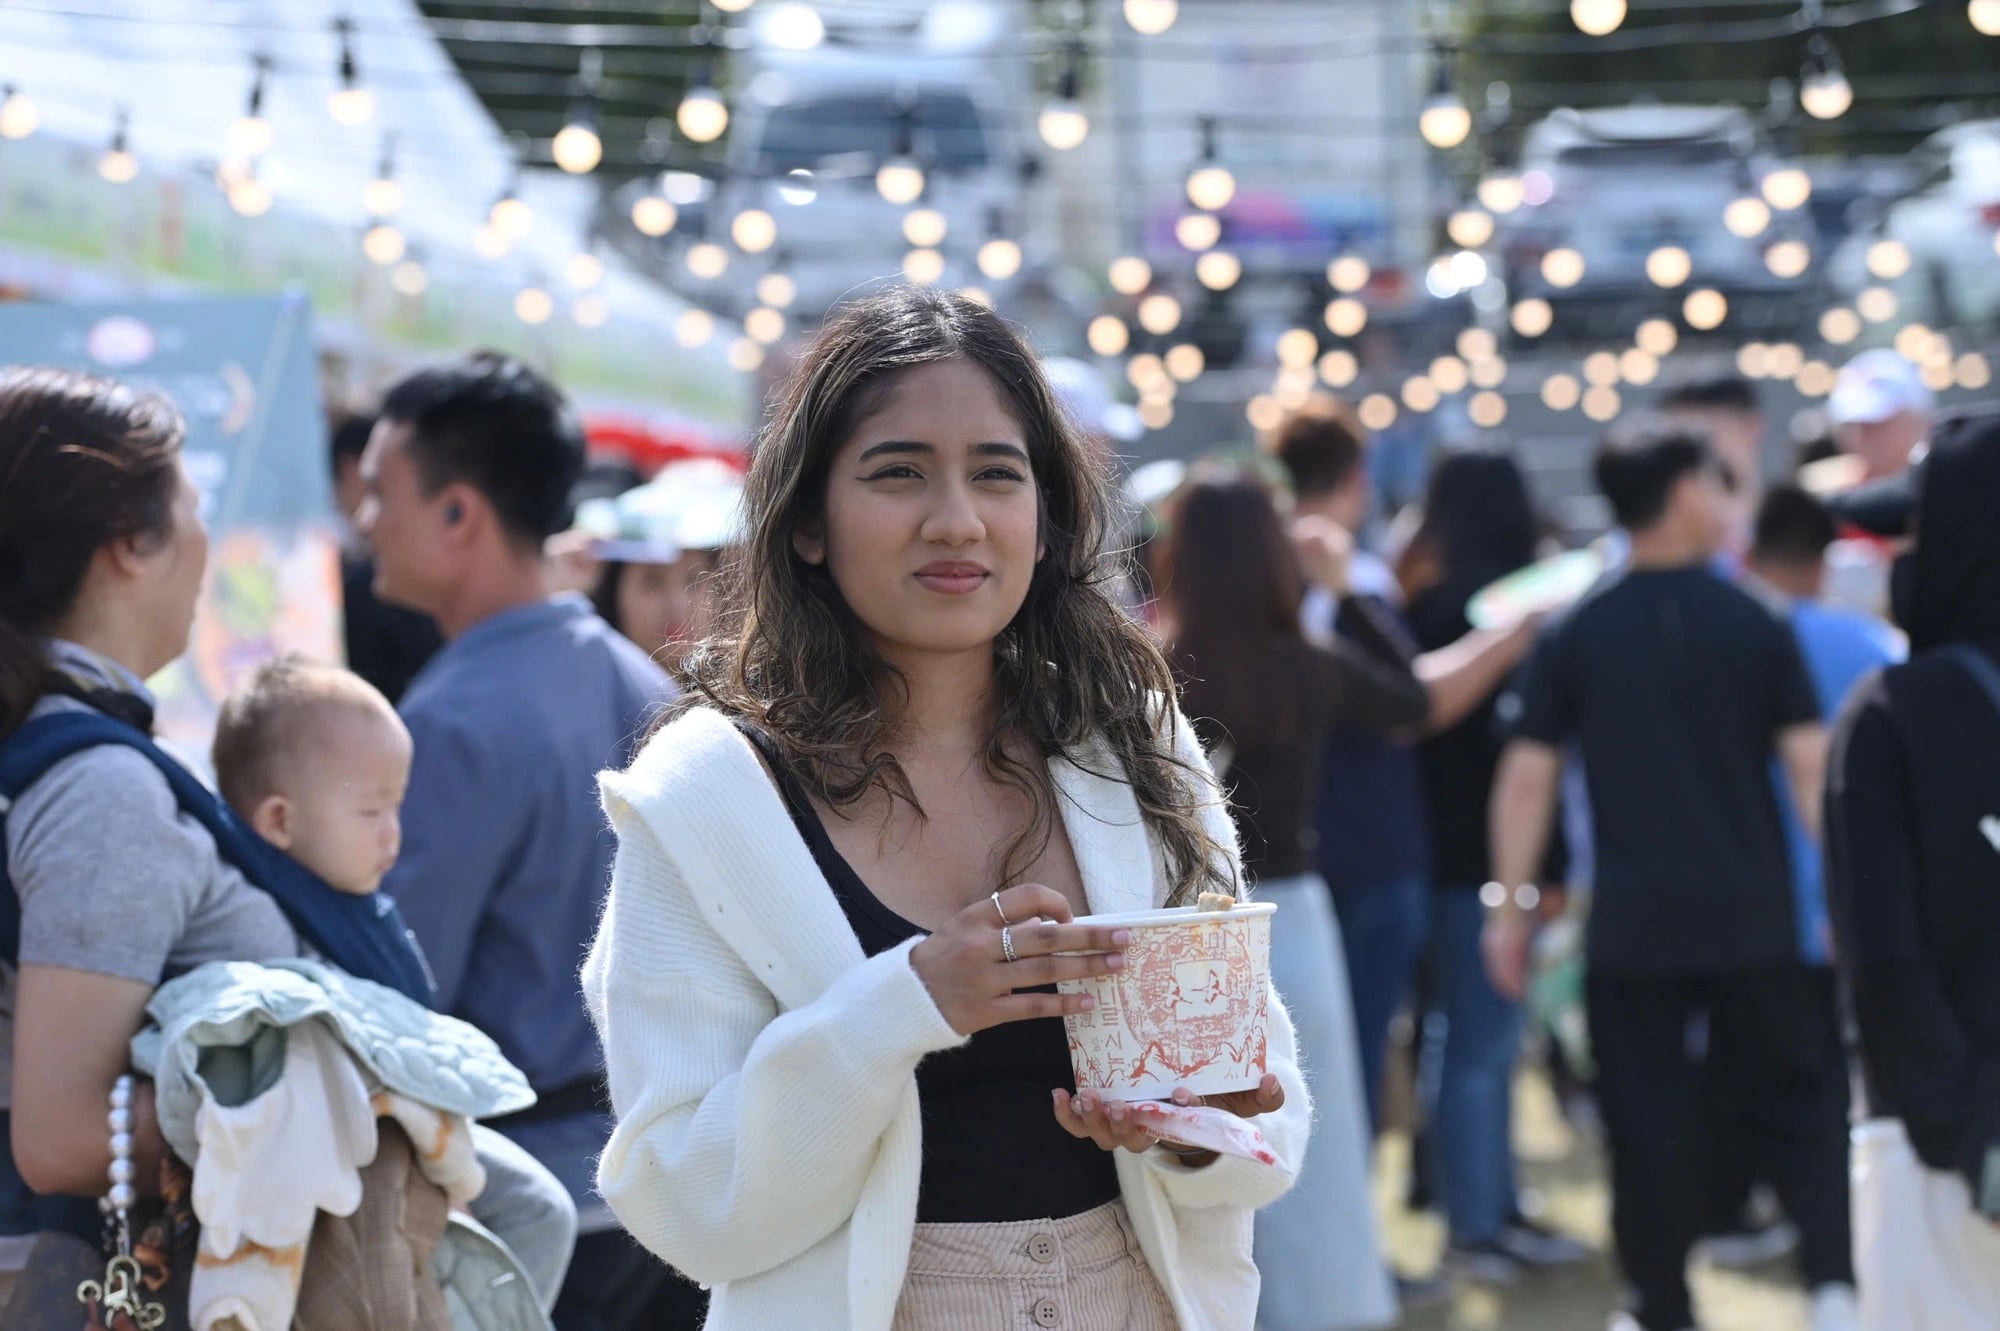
[
  {"xmin": 991, "ymin": 891, "xmax": 1011, "ymax": 926},
  {"xmin": 1001, "ymin": 925, "xmax": 1018, "ymax": 963}
]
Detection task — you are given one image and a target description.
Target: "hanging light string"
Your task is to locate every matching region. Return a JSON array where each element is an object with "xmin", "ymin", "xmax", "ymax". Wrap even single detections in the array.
[{"xmin": 0, "ymin": 0, "xmax": 1952, "ymax": 62}]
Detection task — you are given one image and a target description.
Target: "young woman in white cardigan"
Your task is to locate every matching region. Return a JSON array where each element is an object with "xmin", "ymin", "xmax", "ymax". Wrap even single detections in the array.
[{"xmin": 582, "ymin": 286, "xmax": 1311, "ymax": 1331}]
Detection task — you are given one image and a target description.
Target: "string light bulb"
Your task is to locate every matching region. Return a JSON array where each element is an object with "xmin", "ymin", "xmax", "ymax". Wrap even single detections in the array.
[
  {"xmin": 631, "ymin": 194, "xmax": 677, "ymax": 237},
  {"xmin": 1246, "ymin": 394, "xmax": 1283, "ymax": 432},
  {"xmin": 728, "ymin": 338, "xmax": 765, "ymax": 373},
  {"xmin": 1541, "ymin": 248, "xmax": 1586, "ymax": 288},
  {"xmin": 362, "ymin": 224, "xmax": 404, "ymax": 263},
  {"xmin": 1724, "ymin": 196, "xmax": 1771, "ymax": 237},
  {"xmin": 677, "ymin": 71, "xmax": 729, "ymax": 144},
  {"xmin": 363, "ymin": 136, "xmax": 401, "ymax": 217},
  {"xmin": 1620, "ymin": 348, "xmax": 1660, "ymax": 385},
  {"xmin": 1418, "ymin": 55, "xmax": 1472, "ymax": 151},
  {"xmin": 903, "ymin": 208, "xmax": 947, "ymax": 248},
  {"xmin": 1470, "ymin": 391, "xmax": 1508, "ymax": 428},
  {"xmin": 1765, "ymin": 239, "xmax": 1812, "ymax": 279},
  {"xmin": 757, "ymin": 272, "xmax": 797, "ymax": 308},
  {"xmin": 1175, "ymin": 212, "xmax": 1222, "ymax": 251},
  {"xmin": 1358, "ymin": 394, "xmax": 1398, "ymax": 432},
  {"xmin": 1761, "ymin": 167, "xmax": 1813, "ymax": 211},
  {"xmin": 1974, "ymin": 0, "xmax": 2000, "ymax": 35},
  {"xmin": 1039, "ymin": 38, "xmax": 1089, "ymax": 150},
  {"xmin": 745, "ymin": 306, "xmax": 786, "ymax": 345},
  {"xmin": 228, "ymin": 172, "xmax": 272, "ymax": 218},
  {"xmin": 904, "ymin": 247, "xmax": 946, "ymax": 285},
  {"xmin": 1087, "ymin": 315, "xmax": 1130, "ymax": 357},
  {"xmin": 0, "ymin": 85, "xmax": 38, "ymax": 140},
  {"xmin": 876, "ymin": 156, "xmax": 926, "ymax": 206},
  {"xmin": 1277, "ymin": 328, "xmax": 1319, "ymax": 369},
  {"xmin": 977, "ymin": 237, "xmax": 1024, "ymax": 281},
  {"xmin": 877, "ymin": 99, "xmax": 925, "ymax": 204},
  {"xmin": 1636, "ymin": 318, "xmax": 1678, "ymax": 356},
  {"xmin": 1166, "ymin": 344, "xmax": 1205, "ymax": 382},
  {"xmin": 1819, "ymin": 307, "xmax": 1862, "ymax": 345},
  {"xmin": 1683, "ymin": 288, "xmax": 1728, "ymax": 330},
  {"xmin": 98, "ymin": 111, "xmax": 137, "ymax": 184},
  {"xmin": 490, "ymin": 185, "xmax": 534, "ymax": 241},
  {"xmin": 1138, "ymin": 293, "xmax": 1183, "ymax": 335},
  {"xmin": 1858, "ymin": 285, "xmax": 1899, "ymax": 322},
  {"xmin": 1185, "ymin": 116, "xmax": 1236, "ymax": 212},
  {"xmin": 686, "ymin": 241, "xmax": 729, "ymax": 280},
  {"xmin": 1799, "ymin": 34, "xmax": 1854, "ymax": 121},
  {"xmin": 1328, "ymin": 255, "xmax": 1371, "ymax": 293},
  {"xmin": 1646, "ymin": 246, "xmax": 1693, "ymax": 288},
  {"xmin": 566, "ymin": 251, "xmax": 604, "ymax": 289},
  {"xmin": 1325, "ymin": 297, "xmax": 1369, "ymax": 338},
  {"xmin": 1124, "ymin": 0, "xmax": 1179, "ymax": 35},
  {"xmin": 1542, "ymin": 374, "xmax": 1581, "ymax": 411},
  {"xmin": 1582, "ymin": 385, "xmax": 1622, "ymax": 422},
  {"xmin": 1448, "ymin": 208, "xmax": 1495, "ymax": 249},
  {"xmin": 390, "ymin": 259, "xmax": 428, "ymax": 296},
  {"xmin": 1429, "ymin": 356, "xmax": 1470, "ymax": 394},
  {"xmin": 1866, "ymin": 238, "xmax": 1911, "ymax": 280},
  {"xmin": 328, "ymin": 17, "xmax": 374, "ymax": 126},
  {"xmin": 515, "ymin": 286, "xmax": 554, "ymax": 326},
  {"xmin": 1472, "ymin": 355, "xmax": 1509, "ymax": 388},
  {"xmin": 675, "ymin": 308, "xmax": 715, "ymax": 347},
  {"xmin": 1403, "ymin": 377, "xmax": 1442, "ymax": 413},
  {"xmin": 1478, "ymin": 173, "xmax": 1525, "ymax": 215},
  {"xmin": 1458, "ymin": 327, "xmax": 1498, "ymax": 362},
  {"xmin": 1319, "ymin": 349, "xmax": 1359, "ymax": 387},
  {"xmin": 1108, "ymin": 256, "xmax": 1152, "ymax": 295},
  {"xmin": 1511, "ymin": 298, "xmax": 1554, "ymax": 338},
  {"xmin": 230, "ymin": 56, "xmax": 274, "ymax": 159},
  {"xmin": 573, "ymin": 294, "xmax": 609, "ymax": 328},
  {"xmin": 1196, "ymin": 250, "xmax": 1242, "ymax": 290},
  {"xmin": 1571, "ymin": 0, "xmax": 1628, "ymax": 36},
  {"xmin": 731, "ymin": 208, "xmax": 778, "ymax": 253},
  {"xmin": 553, "ymin": 114, "xmax": 603, "ymax": 174}
]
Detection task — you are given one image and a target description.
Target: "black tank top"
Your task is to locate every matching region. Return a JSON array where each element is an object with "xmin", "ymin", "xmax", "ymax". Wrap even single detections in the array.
[{"xmin": 735, "ymin": 722, "xmax": 1121, "ymax": 1223}]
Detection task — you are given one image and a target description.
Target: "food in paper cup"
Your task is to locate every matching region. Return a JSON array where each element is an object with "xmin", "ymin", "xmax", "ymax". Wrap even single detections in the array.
[{"xmin": 1057, "ymin": 899, "xmax": 1276, "ymax": 1103}]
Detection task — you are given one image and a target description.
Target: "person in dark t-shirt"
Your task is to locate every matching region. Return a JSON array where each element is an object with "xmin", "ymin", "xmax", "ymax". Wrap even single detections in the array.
[{"xmin": 1484, "ymin": 418, "xmax": 1856, "ymax": 1331}]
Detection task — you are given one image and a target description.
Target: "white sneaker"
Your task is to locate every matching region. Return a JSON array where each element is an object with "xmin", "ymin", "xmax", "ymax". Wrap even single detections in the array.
[{"xmin": 1810, "ymin": 1284, "xmax": 1860, "ymax": 1331}]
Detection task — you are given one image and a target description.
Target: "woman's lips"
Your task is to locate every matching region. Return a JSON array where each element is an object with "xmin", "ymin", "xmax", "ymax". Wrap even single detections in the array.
[{"xmin": 914, "ymin": 562, "xmax": 989, "ymax": 595}]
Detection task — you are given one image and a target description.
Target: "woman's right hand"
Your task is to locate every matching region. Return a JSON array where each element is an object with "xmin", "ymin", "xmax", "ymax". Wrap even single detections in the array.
[{"xmin": 909, "ymin": 884, "xmax": 1130, "ymax": 1036}]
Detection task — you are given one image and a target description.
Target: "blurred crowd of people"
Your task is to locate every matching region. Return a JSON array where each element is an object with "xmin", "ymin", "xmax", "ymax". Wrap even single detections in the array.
[{"xmin": 3, "ymin": 291, "xmax": 1998, "ymax": 1331}]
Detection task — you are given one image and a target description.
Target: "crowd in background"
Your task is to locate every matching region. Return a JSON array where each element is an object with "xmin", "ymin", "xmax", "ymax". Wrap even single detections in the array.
[{"xmin": 3, "ymin": 291, "xmax": 1999, "ymax": 1331}]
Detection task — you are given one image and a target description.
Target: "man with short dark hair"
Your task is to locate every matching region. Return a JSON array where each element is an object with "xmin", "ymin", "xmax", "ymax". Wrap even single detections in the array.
[
  {"xmin": 1658, "ymin": 374, "xmax": 1767, "ymax": 554},
  {"xmin": 330, "ymin": 412, "xmax": 440, "ymax": 704},
  {"xmin": 361, "ymin": 351, "xmax": 680, "ymax": 1328},
  {"xmin": 1485, "ymin": 420, "xmax": 1857, "ymax": 1331}
]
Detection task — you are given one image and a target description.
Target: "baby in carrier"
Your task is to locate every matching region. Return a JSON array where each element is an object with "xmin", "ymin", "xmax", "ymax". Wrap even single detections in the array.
[{"xmin": 211, "ymin": 657, "xmax": 576, "ymax": 1307}]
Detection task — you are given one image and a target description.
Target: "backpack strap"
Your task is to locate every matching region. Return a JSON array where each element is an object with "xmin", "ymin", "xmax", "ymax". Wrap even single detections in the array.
[
  {"xmin": 0, "ymin": 710, "xmax": 434, "ymax": 1004},
  {"xmin": 1941, "ymin": 644, "xmax": 2000, "ymax": 718}
]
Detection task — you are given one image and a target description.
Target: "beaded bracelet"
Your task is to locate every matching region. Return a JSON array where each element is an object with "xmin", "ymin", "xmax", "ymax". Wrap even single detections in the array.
[{"xmin": 101, "ymin": 1074, "xmax": 137, "ymax": 1250}]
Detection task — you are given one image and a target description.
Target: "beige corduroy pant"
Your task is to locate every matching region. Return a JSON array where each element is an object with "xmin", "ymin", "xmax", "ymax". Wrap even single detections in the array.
[{"xmin": 891, "ymin": 1200, "xmax": 1180, "ymax": 1330}]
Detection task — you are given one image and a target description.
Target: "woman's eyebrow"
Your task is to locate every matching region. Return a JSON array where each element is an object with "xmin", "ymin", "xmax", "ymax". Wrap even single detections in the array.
[{"xmin": 855, "ymin": 440, "xmax": 1029, "ymax": 464}]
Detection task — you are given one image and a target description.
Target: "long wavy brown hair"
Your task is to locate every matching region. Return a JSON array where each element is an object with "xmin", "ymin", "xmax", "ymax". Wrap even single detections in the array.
[{"xmin": 680, "ymin": 286, "xmax": 1234, "ymax": 904}]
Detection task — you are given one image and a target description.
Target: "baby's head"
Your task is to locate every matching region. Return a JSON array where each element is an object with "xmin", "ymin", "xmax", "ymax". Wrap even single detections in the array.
[{"xmin": 213, "ymin": 657, "xmax": 412, "ymax": 895}]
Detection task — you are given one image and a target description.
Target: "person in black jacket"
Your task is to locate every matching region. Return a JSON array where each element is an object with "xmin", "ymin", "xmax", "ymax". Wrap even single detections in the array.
[{"xmin": 1824, "ymin": 403, "xmax": 2000, "ymax": 1285}]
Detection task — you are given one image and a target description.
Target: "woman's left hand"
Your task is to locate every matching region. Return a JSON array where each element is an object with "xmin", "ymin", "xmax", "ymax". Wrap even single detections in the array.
[
  {"xmin": 1168, "ymin": 1074, "xmax": 1286, "ymax": 1120},
  {"xmin": 1053, "ymin": 1089, "xmax": 1171, "ymax": 1154},
  {"xmin": 1053, "ymin": 1074, "xmax": 1287, "ymax": 1157}
]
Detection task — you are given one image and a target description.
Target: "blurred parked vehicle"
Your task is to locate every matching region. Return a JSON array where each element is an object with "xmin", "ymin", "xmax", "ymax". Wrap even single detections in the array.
[
  {"xmin": 1828, "ymin": 120, "xmax": 2000, "ymax": 334},
  {"xmin": 1498, "ymin": 105, "xmax": 1820, "ymax": 337}
]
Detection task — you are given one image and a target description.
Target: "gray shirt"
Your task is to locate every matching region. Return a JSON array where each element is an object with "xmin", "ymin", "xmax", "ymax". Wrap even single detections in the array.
[
  {"xmin": 1, "ymin": 695, "xmax": 300, "ymax": 1110},
  {"xmin": 384, "ymin": 594, "xmax": 673, "ymax": 1221}
]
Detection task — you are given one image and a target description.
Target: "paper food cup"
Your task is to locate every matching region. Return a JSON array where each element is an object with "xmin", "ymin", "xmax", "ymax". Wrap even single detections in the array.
[{"xmin": 1056, "ymin": 901, "xmax": 1276, "ymax": 1103}]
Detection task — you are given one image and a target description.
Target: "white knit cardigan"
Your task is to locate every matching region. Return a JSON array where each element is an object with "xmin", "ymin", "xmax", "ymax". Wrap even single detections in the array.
[{"xmin": 582, "ymin": 704, "xmax": 1312, "ymax": 1331}]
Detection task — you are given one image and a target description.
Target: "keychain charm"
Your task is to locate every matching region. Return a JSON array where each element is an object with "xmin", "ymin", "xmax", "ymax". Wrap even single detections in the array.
[{"xmin": 75, "ymin": 1076, "xmax": 168, "ymax": 1331}]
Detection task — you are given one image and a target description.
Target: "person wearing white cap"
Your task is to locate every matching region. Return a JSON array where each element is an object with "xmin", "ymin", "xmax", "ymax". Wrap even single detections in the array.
[{"xmin": 1829, "ymin": 349, "xmax": 1933, "ymax": 484}]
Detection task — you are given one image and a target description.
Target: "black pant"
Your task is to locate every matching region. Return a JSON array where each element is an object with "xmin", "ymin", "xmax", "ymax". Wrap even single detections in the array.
[
  {"xmin": 1587, "ymin": 965, "xmax": 1852, "ymax": 1331},
  {"xmin": 552, "ymin": 1228, "xmax": 710, "ymax": 1331}
]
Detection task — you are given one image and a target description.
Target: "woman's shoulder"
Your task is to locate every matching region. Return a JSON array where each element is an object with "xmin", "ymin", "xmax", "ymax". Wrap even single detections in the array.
[
  {"xmin": 603, "ymin": 703, "xmax": 768, "ymax": 817},
  {"xmin": 7, "ymin": 698, "xmax": 183, "ymax": 832}
]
